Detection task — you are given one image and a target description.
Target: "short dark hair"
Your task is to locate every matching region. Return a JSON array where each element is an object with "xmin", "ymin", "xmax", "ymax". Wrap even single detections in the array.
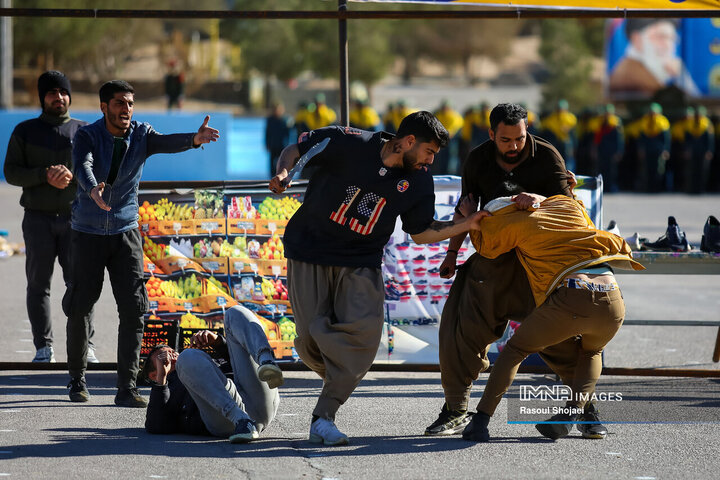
[
  {"xmin": 99, "ymin": 80, "xmax": 135, "ymax": 104},
  {"xmin": 490, "ymin": 103, "xmax": 528, "ymax": 131},
  {"xmin": 139, "ymin": 344, "xmax": 169, "ymax": 384},
  {"xmin": 396, "ymin": 111, "xmax": 449, "ymax": 148}
]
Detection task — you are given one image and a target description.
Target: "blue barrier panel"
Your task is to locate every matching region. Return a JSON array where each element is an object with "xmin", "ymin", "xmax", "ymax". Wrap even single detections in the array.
[
  {"xmin": 1, "ymin": 109, "xmax": 237, "ymax": 182},
  {"xmin": 228, "ymin": 117, "xmax": 269, "ymax": 181}
]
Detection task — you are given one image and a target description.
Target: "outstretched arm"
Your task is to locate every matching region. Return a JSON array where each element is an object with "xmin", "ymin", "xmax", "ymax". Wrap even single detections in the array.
[
  {"xmin": 411, "ymin": 210, "xmax": 491, "ymax": 245},
  {"xmin": 192, "ymin": 115, "xmax": 220, "ymax": 146},
  {"xmin": 147, "ymin": 115, "xmax": 219, "ymax": 156}
]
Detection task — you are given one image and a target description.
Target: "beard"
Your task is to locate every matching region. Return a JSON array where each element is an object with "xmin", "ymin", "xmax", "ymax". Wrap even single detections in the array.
[
  {"xmin": 641, "ymin": 47, "xmax": 674, "ymax": 85},
  {"xmin": 44, "ymin": 101, "xmax": 68, "ymax": 116},
  {"xmin": 497, "ymin": 147, "xmax": 523, "ymax": 165},
  {"xmin": 402, "ymin": 150, "xmax": 420, "ymax": 170}
]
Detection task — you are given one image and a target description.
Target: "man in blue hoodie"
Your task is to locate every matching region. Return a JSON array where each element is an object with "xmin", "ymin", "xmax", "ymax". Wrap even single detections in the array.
[{"xmin": 64, "ymin": 80, "xmax": 219, "ymax": 407}]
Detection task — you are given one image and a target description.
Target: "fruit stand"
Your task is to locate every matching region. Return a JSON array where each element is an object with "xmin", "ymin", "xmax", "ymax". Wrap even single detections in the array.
[{"xmin": 137, "ymin": 180, "xmax": 303, "ymax": 362}]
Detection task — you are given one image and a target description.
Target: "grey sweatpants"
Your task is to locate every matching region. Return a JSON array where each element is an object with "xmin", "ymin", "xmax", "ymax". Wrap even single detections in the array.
[{"xmin": 287, "ymin": 259, "xmax": 384, "ymax": 420}]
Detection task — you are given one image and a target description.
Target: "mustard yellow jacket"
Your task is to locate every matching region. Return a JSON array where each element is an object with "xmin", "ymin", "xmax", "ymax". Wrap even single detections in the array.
[{"xmin": 470, "ymin": 195, "xmax": 644, "ymax": 306}]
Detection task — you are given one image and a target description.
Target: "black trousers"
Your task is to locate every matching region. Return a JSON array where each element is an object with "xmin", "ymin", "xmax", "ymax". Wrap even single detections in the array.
[
  {"xmin": 63, "ymin": 228, "xmax": 148, "ymax": 389},
  {"xmin": 22, "ymin": 210, "xmax": 94, "ymax": 350}
]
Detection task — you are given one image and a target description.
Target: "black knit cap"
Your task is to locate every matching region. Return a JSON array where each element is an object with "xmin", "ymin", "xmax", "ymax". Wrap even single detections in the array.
[{"xmin": 37, "ymin": 70, "xmax": 72, "ymax": 107}]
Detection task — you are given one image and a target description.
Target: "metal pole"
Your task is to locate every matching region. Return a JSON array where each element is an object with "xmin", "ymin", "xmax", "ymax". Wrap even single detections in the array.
[
  {"xmin": 1, "ymin": 8, "xmax": 718, "ymax": 20},
  {"xmin": 338, "ymin": 0, "xmax": 349, "ymax": 127},
  {"xmin": 0, "ymin": 0, "xmax": 12, "ymax": 109}
]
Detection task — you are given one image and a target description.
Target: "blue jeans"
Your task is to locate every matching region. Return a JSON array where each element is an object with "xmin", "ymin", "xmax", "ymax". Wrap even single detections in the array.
[{"xmin": 175, "ymin": 306, "xmax": 280, "ymax": 436}]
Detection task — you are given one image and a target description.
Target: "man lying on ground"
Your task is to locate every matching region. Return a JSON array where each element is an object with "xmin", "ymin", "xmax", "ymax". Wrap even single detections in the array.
[{"xmin": 142, "ymin": 305, "xmax": 283, "ymax": 443}]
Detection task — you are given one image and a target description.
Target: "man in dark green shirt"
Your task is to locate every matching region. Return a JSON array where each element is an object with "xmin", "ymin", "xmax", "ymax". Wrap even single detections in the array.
[{"xmin": 3, "ymin": 71, "xmax": 96, "ymax": 363}]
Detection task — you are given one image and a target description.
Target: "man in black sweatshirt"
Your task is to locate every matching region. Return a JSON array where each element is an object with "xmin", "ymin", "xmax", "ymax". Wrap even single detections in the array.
[
  {"xmin": 142, "ymin": 306, "xmax": 283, "ymax": 443},
  {"xmin": 3, "ymin": 71, "xmax": 96, "ymax": 364}
]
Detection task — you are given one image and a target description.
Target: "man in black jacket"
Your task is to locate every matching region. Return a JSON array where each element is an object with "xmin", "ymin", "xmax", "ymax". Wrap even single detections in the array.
[
  {"xmin": 142, "ymin": 306, "xmax": 282, "ymax": 443},
  {"xmin": 3, "ymin": 71, "xmax": 97, "ymax": 364}
]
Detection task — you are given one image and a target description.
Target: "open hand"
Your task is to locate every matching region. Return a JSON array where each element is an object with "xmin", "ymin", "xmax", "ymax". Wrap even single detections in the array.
[
  {"xmin": 193, "ymin": 115, "xmax": 220, "ymax": 146},
  {"xmin": 90, "ymin": 182, "xmax": 111, "ymax": 211}
]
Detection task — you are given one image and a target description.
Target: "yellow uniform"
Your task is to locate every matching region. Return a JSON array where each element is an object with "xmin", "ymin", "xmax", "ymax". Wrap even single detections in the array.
[
  {"xmin": 434, "ymin": 108, "xmax": 464, "ymax": 138},
  {"xmin": 306, "ymin": 104, "xmax": 337, "ymax": 131},
  {"xmin": 349, "ymin": 105, "xmax": 380, "ymax": 130}
]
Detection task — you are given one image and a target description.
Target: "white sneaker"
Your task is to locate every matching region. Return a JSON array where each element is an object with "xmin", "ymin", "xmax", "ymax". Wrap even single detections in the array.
[
  {"xmin": 309, "ymin": 418, "xmax": 349, "ymax": 446},
  {"xmin": 87, "ymin": 346, "xmax": 100, "ymax": 364},
  {"xmin": 606, "ymin": 220, "xmax": 621, "ymax": 236},
  {"xmin": 624, "ymin": 232, "xmax": 641, "ymax": 251},
  {"xmin": 32, "ymin": 345, "xmax": 55, "ymax": 363},
  {"xmin": 257, "ymin": 362, "xmax": 284, "ymax": 389}
]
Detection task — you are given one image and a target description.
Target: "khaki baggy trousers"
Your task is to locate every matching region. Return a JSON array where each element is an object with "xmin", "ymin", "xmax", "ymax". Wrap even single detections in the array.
[
  {"xmin": 439, "ymin": 252, "xmax": 588, "ymax": 411},
  {"xmin": 477, "ymin": 286, "xmax": 625, "ymax": 416},
  {"xmin": 287, "ymin": 259, "xmax": 385, "ymax": 420}
]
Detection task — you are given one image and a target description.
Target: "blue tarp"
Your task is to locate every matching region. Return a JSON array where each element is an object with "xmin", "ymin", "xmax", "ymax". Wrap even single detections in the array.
[{"xmin": 1, "ymin": 111, "xmax": 270, "ymax": 182}]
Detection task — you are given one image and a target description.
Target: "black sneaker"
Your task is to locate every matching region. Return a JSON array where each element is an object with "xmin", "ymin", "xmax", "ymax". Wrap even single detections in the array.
[
  {"xmin": 535, "ymin": 413, "xmax": 577, "ymax": 440},
  {"xmin": 576, "ymin": 403, "xmax": 608, "ymax": 439},
  {"xmin": 68, "ymin": 377, "xmax": 90, "ymax": 403},
  {"xmin": 114, "ymin": 387, "xmax": 148, "ymax": 408},
  {"xmin": 229, "ymin": 418, "xmax": 259, "ymax": 444},
  {"xmin": 424, "ymin": 403, "xmax": 472, "ymax": 435},
  {"xmin": 642, "ymin": 216, "xmax": 691, "ymax": 252},
  {"xmin": 701, "ymin": 215, "xmax": 720, "ymax": 253},
  {"xmin": 462, "ymin": 411, "xmax": 490, "ymax": 442}
]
